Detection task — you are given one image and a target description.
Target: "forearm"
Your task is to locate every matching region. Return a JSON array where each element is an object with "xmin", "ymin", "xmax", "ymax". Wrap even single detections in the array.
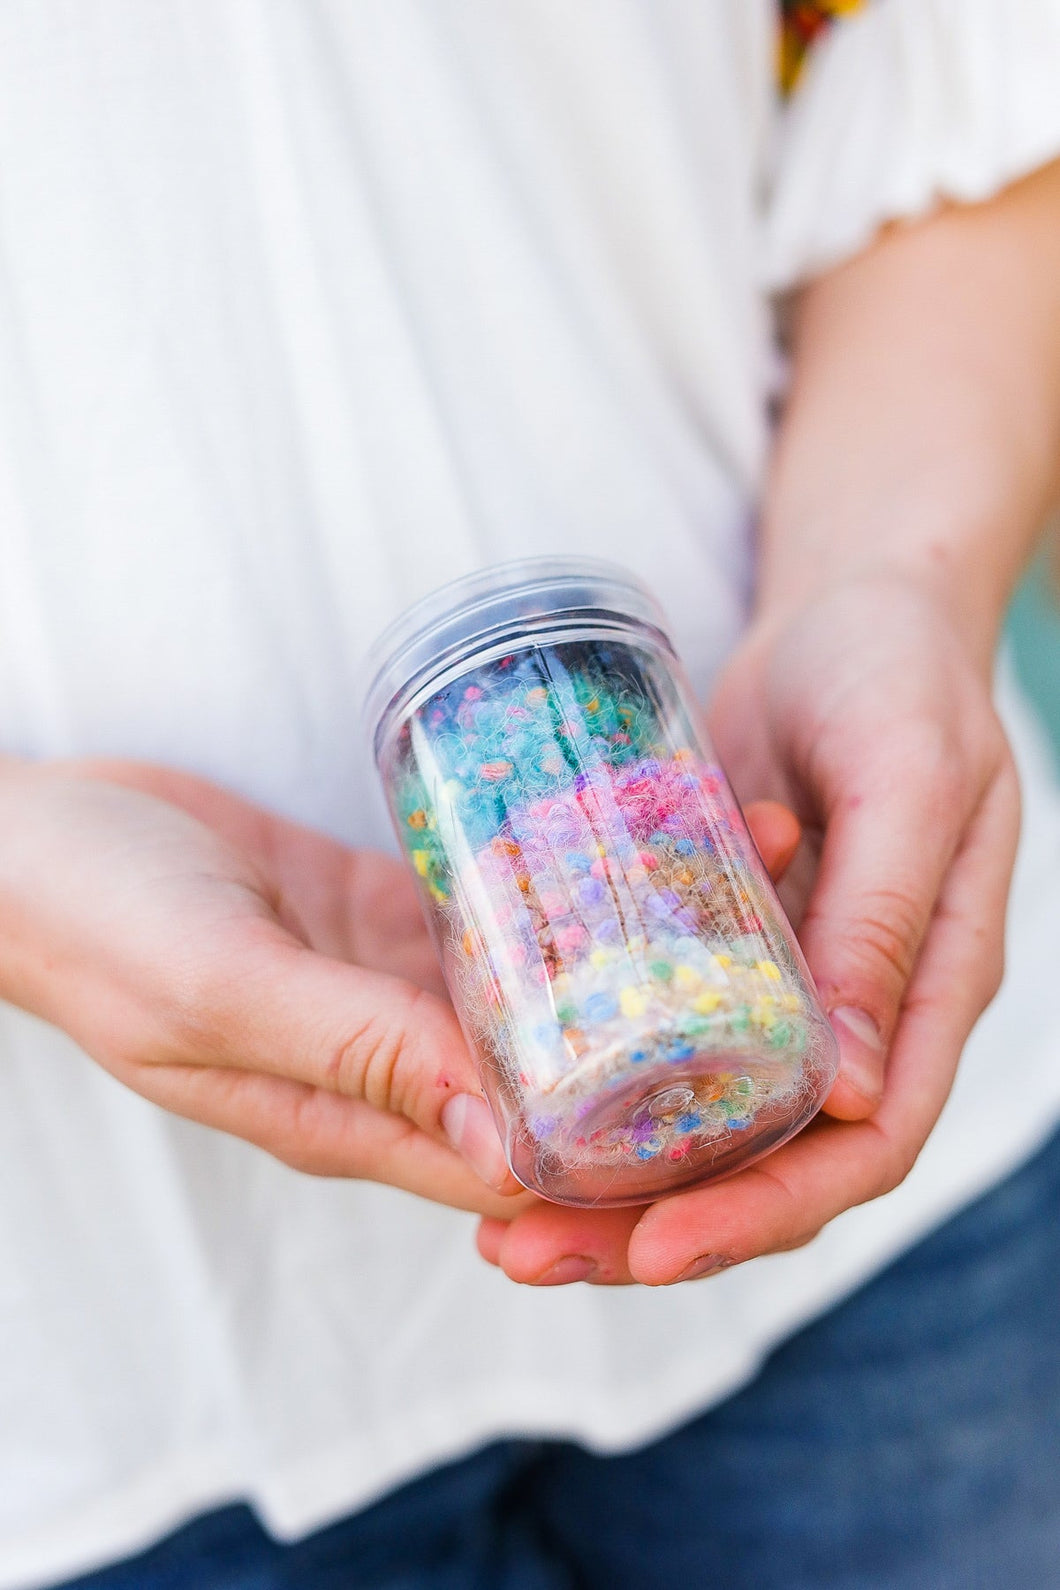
[{"xmin": 759, "ymin": 157, "xmax": 1060, "ymax": 670}]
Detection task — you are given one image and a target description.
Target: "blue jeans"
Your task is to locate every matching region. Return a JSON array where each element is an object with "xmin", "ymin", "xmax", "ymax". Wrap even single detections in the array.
[{"xmin": 59, "ymin": 1127, "xmax": 1060, "ymax": 1590}]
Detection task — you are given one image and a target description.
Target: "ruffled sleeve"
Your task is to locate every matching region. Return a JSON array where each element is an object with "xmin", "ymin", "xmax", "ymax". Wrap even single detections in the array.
[{"xmin": 764, "ymin": 0, "xmax": 1060, "ymax": 290}]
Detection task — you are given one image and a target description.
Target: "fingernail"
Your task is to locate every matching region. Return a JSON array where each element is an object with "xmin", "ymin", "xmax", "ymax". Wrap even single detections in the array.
[
  {"xmin": 830, "ymin": 1006, "xmax": 886, "ymax": 1102},
  {"xmin": 668, "ymin": 1254, "xmax": 733, "ymax": 1284},
  {"xmin": 533, "ymin": 1256, "xmax": 597, "ymax": 1286},
  {"xmin": 441, "ymin": 1094, "xmax": 510, "ymax": 1190}
]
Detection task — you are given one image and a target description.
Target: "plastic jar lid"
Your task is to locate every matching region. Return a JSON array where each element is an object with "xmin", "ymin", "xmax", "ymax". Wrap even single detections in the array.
[{"xmin": 363, "ymin": 556, "xmax": 671, "ymax": 758}]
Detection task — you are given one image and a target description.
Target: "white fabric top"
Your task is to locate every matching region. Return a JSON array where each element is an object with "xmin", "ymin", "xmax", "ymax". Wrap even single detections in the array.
[
  {"xmin": 768, "ymin": 0, "xmax": 1060, "ymax": 286},
  {"xmin": 1, "ymin": 3, "xmax": 1060, "ymax": 1585}
]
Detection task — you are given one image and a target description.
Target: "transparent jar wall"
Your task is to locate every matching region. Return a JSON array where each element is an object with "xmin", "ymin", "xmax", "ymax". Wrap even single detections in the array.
[{"xmin": 378, "ymin": 626, "xmax": 838, "ymax": 1206}]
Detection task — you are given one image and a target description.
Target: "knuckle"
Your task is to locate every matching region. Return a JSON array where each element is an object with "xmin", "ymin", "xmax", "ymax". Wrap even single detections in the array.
[
  {"xmin": 930, "ymin": 747, "xmax": 967, "ymax": 815},
  {"xmin": 926, "ymin": 716, "xmax": 967, "ymax": 779},
  {"xmin": 868, "ymin": 1127, "xmax": 916, "ymax": 1201},
  {"xmin": 810, "ymin": 886, "xmax": 923, "ymax": 1004},
  {"xmin": 773, "ymin": 1228, "xmax": 822, "ymax": 1255},
  {"xmin": 270, "ymin": 1137, "xmax": 329, "ymax": 1177},
  {"xmin": 323, "ymin": 986, "xmax": 423, "ymax": 1112},
  {"xmin": 268, "ymin": 1088, "xmax": 394, "ymax": 1181},
  {"xmin": 265, "ymin": 1090, "xmax": 332, "ymax": 1173},
  {"xmin": 877, "ymin": 718, "xmax": 967, "ymax": 807},
  {"xmin": 973, "ymin": 939, "xmax": 1006, "ymax": 1011},
  {"xmin": 752, "ymin": 1163, "xmax": 808, "ymax": 1247},
  {"xmin": 324, "ymin": 1015, "xmax": 398, "ymax": 1105},
  {"xmin": 932, "ymin": 902, "xmax": 1006, "ymax": 1014},
  {"xmin": 855, "ymin": 895, "xmax": 921, "ymax": 986},
  {"xmin": 870, "ymin": 1157, "xmax": 903, "ymax": 1201}
]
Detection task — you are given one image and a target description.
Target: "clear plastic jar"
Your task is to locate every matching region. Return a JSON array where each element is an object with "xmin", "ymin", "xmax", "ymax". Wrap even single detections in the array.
[{"xmin": 366, "ymin": 559, "xmax": 838, "ymax": 1206}]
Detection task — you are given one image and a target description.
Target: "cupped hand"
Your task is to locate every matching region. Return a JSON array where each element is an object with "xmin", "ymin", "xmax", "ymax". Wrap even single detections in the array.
[
  {"xmin": 0, "ymin": 757, "xmax": 530, "ymax": 1214},
  {"xmin": 477, "ymin": 577, "xmax": 1019, "ymax": 1286}
]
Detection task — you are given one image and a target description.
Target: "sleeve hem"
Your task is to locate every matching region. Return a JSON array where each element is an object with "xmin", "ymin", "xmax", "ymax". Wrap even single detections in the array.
[{"xmin": 763, "ymin": 0, "xmax": 1060, "ymax": 291}]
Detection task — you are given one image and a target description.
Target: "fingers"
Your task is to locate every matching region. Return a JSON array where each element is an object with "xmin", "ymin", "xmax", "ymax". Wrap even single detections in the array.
[
  {"xmin": 623, "ymin": 752, "xmax": 1020, "ymax": 1283},
  {"xmin": 867, "ymin": 751, "xmax": 1018, "ymax": 1132},
  {"xmin": 133, "ymin": 1058, "xmax": 534, "ymax": 1215},
  {"xmin": 797, "ymin": 725, "xmax": 981, "ymax": 1118},
  {"xmin": 8, "ymin": 768, "xmax": 516, "ymax": 1198},
  {"xmin": 477, "ymin": 1205, "xmax": 643, "ymax": 1285},
  {"xmin": 173, "ymin": 800, "xmax": 797, "ymax": 1194},
  {"xmin": 476, "ymin": 755, "xmax": 1019, "ymax": 1286},
  {"xmin": 467, "ymin": 792, "xmax": 801, "ymax": 1279},
  {"xmin": 744, "ymin": 799, "xmax": 801, "ymax": 882},
  {"xmin": 64, "ymin": 769, "xmax": 798, "ymax": 1209}
]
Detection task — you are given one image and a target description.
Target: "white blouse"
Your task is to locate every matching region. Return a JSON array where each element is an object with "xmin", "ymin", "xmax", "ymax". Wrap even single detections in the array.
[{"xmin": 1, "ymin": 2, "xmax": 1059, "ymax": 1585}]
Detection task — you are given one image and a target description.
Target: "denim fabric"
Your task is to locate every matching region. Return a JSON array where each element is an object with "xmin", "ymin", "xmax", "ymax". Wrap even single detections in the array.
[{"xmin": 58, "ymin": 1127, "xmax": 1060, "ymax": 1590}]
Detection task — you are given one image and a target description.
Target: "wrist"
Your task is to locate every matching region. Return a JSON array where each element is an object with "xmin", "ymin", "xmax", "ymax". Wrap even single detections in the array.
[
  {"xmin": 752, "ymin": 498, "xmax": 1023, "ymax": 677},
  {"xmin": 748, "ymin": 556, "xmax": 1007, "ymax": 687}
]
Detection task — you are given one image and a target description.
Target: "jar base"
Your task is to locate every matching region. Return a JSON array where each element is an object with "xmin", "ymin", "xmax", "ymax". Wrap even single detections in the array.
[{"xmin": 505, "ymin": 1049, "xmax": 829, "ymax": 1207}]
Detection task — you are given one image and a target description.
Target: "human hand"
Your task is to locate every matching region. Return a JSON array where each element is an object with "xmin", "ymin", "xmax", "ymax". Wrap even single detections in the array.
[
  {"xmin": 477, "ymin": 577, "xmax": 1019, "ymax": 1285},
  {"xmin": 0, "ymin": 757, "xmax": 534, "ymax": 1214}
]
